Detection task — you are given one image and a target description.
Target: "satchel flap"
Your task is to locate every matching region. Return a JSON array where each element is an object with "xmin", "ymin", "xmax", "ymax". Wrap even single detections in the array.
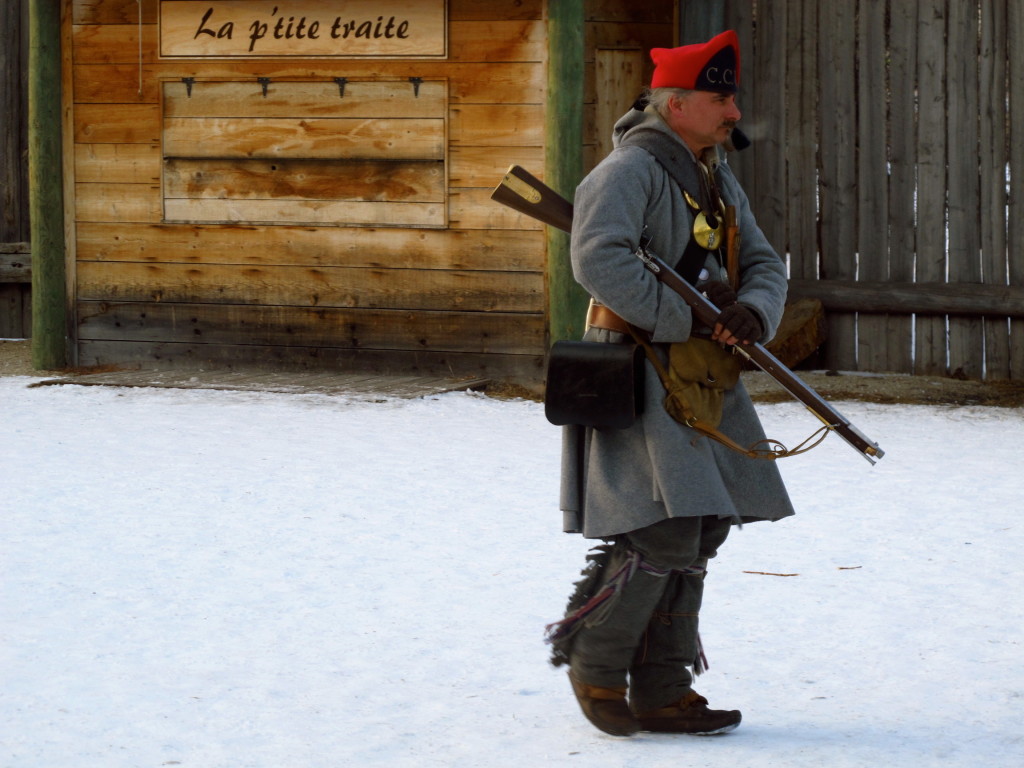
[
  {"xmin": 544, "ymin": 341, "xmax": 644, "ymax": 429},
  {"xmin": 668, "ymin": 337, "xmax": 741, "ymax": 390}
]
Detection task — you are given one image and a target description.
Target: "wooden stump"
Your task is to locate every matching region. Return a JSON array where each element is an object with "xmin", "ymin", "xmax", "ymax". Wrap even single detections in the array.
[{"xmin": 764, "ymin": 298, "xmax": 827, "ymax": 368}]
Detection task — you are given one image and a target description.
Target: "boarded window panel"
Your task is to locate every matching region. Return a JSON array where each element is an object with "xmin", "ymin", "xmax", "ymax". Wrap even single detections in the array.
[
  {"xmin": 163, "ymin": 159, "xmax": 445, "ymax": 202},
  {"xmin": 162, "ymin": 117, "xmax": 445, "ymax": 160},
  {"xmin": 161, "ymin": 79, "xmax": 448, "ymax": 227},
  {"xmin": 163, "ymin": 199, "xmax": 446, "ymax": 227},
  {"xmin": 163, "ymin": 80, "xmax": 446, "ymax": 118}
]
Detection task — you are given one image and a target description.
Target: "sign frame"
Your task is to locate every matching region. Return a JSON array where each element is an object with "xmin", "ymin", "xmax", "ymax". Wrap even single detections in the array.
[{"xmin": 158, "ymin": 0, "xmax": 449, "ymax": 59}]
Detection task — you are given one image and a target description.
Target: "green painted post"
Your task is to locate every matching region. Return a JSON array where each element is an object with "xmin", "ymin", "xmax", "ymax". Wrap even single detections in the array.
[
  {"xmin": 28, "ymin": 0, "xmax": 67, "ymax": 369},
  {"xmin": 545, "ymin": 0, "xmax": 589, "ymax": 342}
]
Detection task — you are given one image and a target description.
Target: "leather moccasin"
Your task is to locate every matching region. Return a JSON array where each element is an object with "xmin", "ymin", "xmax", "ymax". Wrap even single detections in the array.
[
  {"xmin": 634, "ymin": 691, "xmax": 741, "ymax": 735},
  {"xmin": 568, "ymin": 672, "xmax": 640, "ymax": 736}
]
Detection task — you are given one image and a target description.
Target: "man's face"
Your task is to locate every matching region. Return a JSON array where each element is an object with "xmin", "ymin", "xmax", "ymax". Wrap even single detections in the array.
[{"xmin": 665, "ymin": 91, "xmax": 742, "ymax": 154}]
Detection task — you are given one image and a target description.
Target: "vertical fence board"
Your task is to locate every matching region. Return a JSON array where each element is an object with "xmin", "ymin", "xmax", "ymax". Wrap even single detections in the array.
[
  {"xmin": 915, "ymin": 0, "xmax": 948, "ymax": 375},
  {"xmin": 886, "ymin": 0, "xmax": 917, "ymax": 373},
  {"xmin": 751, "ymin": 1, "xmax": 785, "ymax": 255},
  {"xmin": 946, "ymin": 0, "xmax": 983, "ymax": 378},
  {"xmin": 1008, "ymin": 0, "xmax": 1024, "ymax": 378},
  {"xmin": 980, "ymin": 0, "xmax": 1009, "ymax": 378},
  {"xmin": 785, "ymin": 0, "xmax": 818, "ymax": 282},
  {"xmin": 856, "ymin": 0, "xmax": 889, "ymax": 371},
  {"xmin": 725, "ymin": 0, "xmax": 754, "ymax": 187},
  {"xmin": 817, "ymin": 0, "xmax": 857, "ymax": 369}
]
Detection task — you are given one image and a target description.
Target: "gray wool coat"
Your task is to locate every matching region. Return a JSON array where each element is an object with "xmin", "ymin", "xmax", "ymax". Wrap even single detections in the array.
[{"xmin": 560, "ymin": 106, "xmax": 796, "ymax": 539}]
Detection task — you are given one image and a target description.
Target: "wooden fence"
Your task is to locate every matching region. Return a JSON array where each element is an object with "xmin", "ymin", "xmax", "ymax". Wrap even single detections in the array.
[
  {"xmin": 7, "ymin": 1, "xmax": 1024, "ymax": 380},
  {"xmin": 1, "ymin": 0, "xmax": 30, "ymax": 339},
  {"xmin": 726, "ymin": 0, "xmax": 1024, "ymax": 380}
]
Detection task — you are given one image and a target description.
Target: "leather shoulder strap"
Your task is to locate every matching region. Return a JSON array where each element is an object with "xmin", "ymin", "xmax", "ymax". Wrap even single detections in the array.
[
  {"xmin": 619, "ymin": 128, "xmax": 697, "ymax": 195},
  {"xmin": 618, "ymin": 129, "xmax": 713, "ymax": 285}
]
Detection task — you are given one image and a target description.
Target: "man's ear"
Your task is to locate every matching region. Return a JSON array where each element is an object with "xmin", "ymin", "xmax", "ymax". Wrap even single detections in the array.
[{"xmin": 668, "ymin": 93, "xmax": 688, "ymax": 117}]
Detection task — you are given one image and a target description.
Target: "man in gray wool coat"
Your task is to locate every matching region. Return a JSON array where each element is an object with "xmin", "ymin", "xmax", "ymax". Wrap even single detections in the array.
[{"xmin": 547, "ymin": 30, "xmax": 796, "ymax": 737}]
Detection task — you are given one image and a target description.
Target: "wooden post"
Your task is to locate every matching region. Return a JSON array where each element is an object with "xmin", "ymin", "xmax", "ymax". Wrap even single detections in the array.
[
  {"xmin": 28, "ymin": 0, "xmax": 66, "ymax": 369},
  {"xmin": 545, "ymin": 0, "xmax": 588, "ymax": 343}
]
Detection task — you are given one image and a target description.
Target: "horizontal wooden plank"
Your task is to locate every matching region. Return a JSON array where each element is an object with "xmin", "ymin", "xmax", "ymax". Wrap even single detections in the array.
[
  {"xmin": 449, "ymin": 104, "xmax": 544, "ymax": 146},
  {"xmin": 163, "ymin": 158, "xmax": 445, "ymax": 203},
  {"xmin": 77, "ymin": 301, "xmax": 545, "ymax": 355},
  {"xmin": 162, "ymin": 116, "xmax": 445, "ymax": 160},
  {"xmin": 75, "ymin": 222, "xmax": 547, "ymax": 271},
  {"xmin": 162, "ymin": 79, "xmax": 446, "ymax": 119},
  {"xmin": 163, "ymin": 198, "xmax": 446, "ymax": 227},
  {"xmin": 586, "ymin": 21, "xmax": 675, "ymax": 55},
  {"xmin": 74, "ymin": 103, "xmax": 161, "ymax": 143},
  {"xmin": 0, "ymin": 250, "xmax": 31, "ymax": 283},
  {"xmin": 74, "ymin": 0, "xmax": 157, "ymax": 25},
  {"xmin": 77, "ymin": 261, "xmax": 544, "ymax": 313},
  {"xmin": 75, "ymin": 182, "xmax": 162, "ymax": 223},
  {"xmin": 789, "ymin": 279, "xmax": 1024, "ymax": 318},
  {"xmin": 448, "ymin": 188, "xmax": 542, "ymax": 231},
  {"xmin": 448, "ymin": 20, "xmax": 545, "ymax": 62},
  {"xmin": 449, "ymin": 146, "xmax": 544, "ymax": 187},
  {"xmin": 74, "ymin": 63, "xmax": 158, "ymax": 104},
  {"xmin": 449, "ymin": 61, "xmax": 543, "ymax": 104},
  {"xmin": 586, "ymin": 1, "xmax": 674, "ymax": 23},
  {"xmin": 449, "ymin": 0, "xmax": 542, "ymax": 22},
  {"xmin": 72, "ymin": 23, "xmax": 157, "ymax": 64},
  {"xmin": 75, "ymin": 143, "xmax": 161, "ymax": 183},
  {"xmin": 73, "ymin": 62, "xmax": 542, "ymax": 105},
  {"xmin": 76, "ymin": 338, "xmax": 546, "ymax": 384},
  {"xmin": 34, "ymin": 369, "xmax": 494, "ymax": 396}
]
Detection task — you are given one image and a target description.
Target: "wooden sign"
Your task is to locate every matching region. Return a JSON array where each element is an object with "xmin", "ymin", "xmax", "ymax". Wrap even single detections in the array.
[{"xmin": 159, "ymin": 0, "xmax": 447, "ymax": 58}]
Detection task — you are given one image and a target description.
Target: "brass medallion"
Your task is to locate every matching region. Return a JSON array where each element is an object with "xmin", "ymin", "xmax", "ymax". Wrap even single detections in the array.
[{"xmin": 693, "ymin": 211, "xmax": 724, "ymax": 250}]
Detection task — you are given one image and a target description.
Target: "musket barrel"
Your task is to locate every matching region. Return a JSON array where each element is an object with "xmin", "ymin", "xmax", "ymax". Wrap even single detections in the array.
[{"xmin": 489, "ymin": 165, "xmax": 885, "ymax": 464}]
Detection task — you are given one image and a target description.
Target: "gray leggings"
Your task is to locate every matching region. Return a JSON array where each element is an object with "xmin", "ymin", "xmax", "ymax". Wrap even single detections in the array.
[
  {"xmin": 625, "ymin": 514, "xmax": 732, "ymax": 571},
  {"xmin": 569, "ymin": 515, "xmax": 733, "ymax": 710}
]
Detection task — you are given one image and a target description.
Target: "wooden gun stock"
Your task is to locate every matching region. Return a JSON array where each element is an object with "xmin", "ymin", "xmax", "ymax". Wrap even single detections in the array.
[
  {"xmin": 491, "ymin": 165, "xmax": 885, "ymax": 464},
  {"xmin": 491, "ymin": 165, "xmax": 574, "ymax": 232}
]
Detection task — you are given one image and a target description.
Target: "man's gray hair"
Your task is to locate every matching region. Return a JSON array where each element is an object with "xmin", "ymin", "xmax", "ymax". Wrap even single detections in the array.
[{"xmin": 643, "ymin": 87, "xmax": 694, "ymax": 117}]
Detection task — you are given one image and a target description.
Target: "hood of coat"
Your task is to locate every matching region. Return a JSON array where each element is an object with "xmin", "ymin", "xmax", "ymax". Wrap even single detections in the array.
[{"xmin": 611, "ymin": 106, "xmax": 723, "ymax": 169}]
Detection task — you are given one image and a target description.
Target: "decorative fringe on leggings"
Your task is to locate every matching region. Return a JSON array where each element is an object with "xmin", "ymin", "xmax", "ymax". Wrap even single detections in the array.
[{"xmin": 545, "ymin": 542, "xmax": 707, "ymax": 670}]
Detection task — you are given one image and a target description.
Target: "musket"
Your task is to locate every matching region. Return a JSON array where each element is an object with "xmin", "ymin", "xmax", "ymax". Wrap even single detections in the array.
[{"xmin": 492, "ymin": 165, "xmax": 885, "ymax": 464}]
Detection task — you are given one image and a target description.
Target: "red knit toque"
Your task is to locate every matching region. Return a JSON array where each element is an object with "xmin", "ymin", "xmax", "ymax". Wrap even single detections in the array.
[{"xmin": 650, "ymin": 30, "xmax": 740, "ymax": 93}]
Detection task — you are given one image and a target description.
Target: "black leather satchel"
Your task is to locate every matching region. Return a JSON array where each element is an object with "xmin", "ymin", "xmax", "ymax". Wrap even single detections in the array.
[{"xmin": 543, "ymin": 341, "xmax": 645, "ymax": 429}]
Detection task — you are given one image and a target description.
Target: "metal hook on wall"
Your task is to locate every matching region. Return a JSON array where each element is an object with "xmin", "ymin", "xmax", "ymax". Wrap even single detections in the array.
[
  {"xmin": 182, "ymin": 77, "xmax": 195, "ymax": 98},
  {"xmin": 257, "ymin": 77, "xmax": 271, "ymax": 97},
  {"xmin": 334, "ymin": 77, "xmax": 348, "ymax": 98},
  {"xmin": 409, "ymin": 77, "xmax": 423, "ymax": 97}
]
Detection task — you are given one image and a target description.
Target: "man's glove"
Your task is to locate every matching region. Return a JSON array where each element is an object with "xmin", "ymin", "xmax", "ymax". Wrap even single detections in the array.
[
  {"xmin": 715, "ymin": 303, "xmax": 762, "ymax": 345},
  {"xmin": 702, "ymin": 280, "xmax": 738, "ymax": 310}
]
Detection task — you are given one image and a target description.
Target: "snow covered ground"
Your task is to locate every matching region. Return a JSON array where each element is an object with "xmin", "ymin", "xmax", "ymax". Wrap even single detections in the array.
[{"xmin": 2, "ymin": 376, "xmax": 1022, "ymax": 767}]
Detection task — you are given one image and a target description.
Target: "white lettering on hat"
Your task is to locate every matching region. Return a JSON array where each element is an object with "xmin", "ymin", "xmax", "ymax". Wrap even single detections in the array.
[{"xmin": 706, "ymin": 66, "xmax": 736, "ymax": 85}]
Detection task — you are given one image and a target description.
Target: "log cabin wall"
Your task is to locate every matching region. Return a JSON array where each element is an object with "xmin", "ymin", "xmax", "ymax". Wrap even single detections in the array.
[{"xmin": 66, "ymin": 0, "xmax": 674, "ymax": 385}]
